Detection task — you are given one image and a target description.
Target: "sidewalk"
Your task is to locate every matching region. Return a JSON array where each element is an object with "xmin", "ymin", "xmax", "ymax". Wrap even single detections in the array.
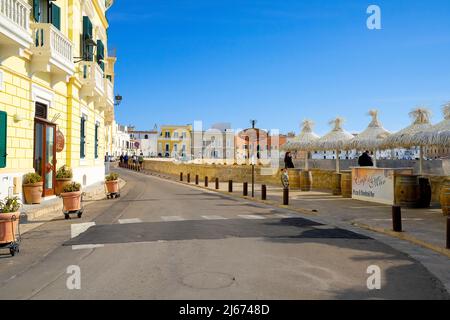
[
  {"xmin": 19, "ymin": 179, "xmax": 126, "ymax": 235},
  {"xmin": 137, "ymin": 168, "xmax": 450, "ymax": 258}
]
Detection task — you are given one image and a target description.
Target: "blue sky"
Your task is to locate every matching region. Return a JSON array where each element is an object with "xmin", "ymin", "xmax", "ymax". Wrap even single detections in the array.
[{"xmin": 108, "ymin": 0, "xmax": 450, "ymax": 135}]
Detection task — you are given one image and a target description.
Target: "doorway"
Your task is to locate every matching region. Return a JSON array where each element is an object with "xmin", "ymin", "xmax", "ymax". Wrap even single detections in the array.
[{"xmin": 34, "ymin": 117, "xmax": 56, "ymax": 197}]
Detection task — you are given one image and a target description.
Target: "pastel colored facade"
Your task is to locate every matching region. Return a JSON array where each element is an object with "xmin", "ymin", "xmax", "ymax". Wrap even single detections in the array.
[
  {"xmin": 158, "ymin": 125, "xmax": 193, "ymax": 159},
  {"xmin": 0, "ymin": 0, "xmax": 116, "ymax": 200},
  {"xmin": 235, "ymin": 128, "xmax": 287, "ymax": 165}
]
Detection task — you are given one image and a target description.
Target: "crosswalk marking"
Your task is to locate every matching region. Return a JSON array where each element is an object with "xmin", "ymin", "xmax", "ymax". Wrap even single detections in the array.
[
  {"xmin": 71, "ymin": 222, "xmax": 103, "ymax": 250},
  {"xmin": 71, "ymin": 222, "xmax": 96, "ymax": 239},
  {"xmin": 202, "ymin": 215, "xmax": 228, "ymax": 220},
  {"xmin": 238, "ymin": 215, "xmax": 266, "ymax": 220},
  {"xmin": 161, "ymin": 216, "xmax": 184, "ymax": 221},
  {"xmin": 118, "ymin": 218, "xmax": 143, "ymax": 224},
  {"xmin": 273, "ymin": 213, "xmax": 298, "ymax": 219},
  {"xmin": 72, "ymin": 244, "xmax": 105, "ymax": 250}
]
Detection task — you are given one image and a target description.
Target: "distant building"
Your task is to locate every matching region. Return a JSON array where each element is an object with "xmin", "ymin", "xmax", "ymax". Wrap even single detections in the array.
[
  {"xmin": 129, "ymin": 129, "xmax": 158, "ymax": 157},
  {"xmin": 112, "ymin": 122, "xmax": 132, "ymax": 157},
  {"xmin": 158, "ymin": 125, "xmax": 193, "ymax": 159}
]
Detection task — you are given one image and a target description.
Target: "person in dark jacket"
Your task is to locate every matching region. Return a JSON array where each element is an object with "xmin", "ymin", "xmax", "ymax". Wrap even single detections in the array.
[
  {"xmin": 358, "ymin": 151, "xmax": 374, "ymax": 167},
  {"xmin": 284, "ymin": 152, "xmax": 295, "ymax": 169}
]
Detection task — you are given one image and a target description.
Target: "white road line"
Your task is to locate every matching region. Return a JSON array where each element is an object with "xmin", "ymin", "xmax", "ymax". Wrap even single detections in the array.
[
  {"xmin": 161, "ymin": 216, "xmax": 184, "ymax": 221},
  {"xmin": 71, "ymin": 222, "xmax": 96, "ymax": 239},
  {"xmin": 202, "ymin": 215, "xmax": 228, "ymax": 220},
  {"xmin": 273, "ymin": 213, "xmax": 298, "ymax": 219},
  {"xmin": 238, "ymin": 215, "xmax": 266, "ymax": 220},
  {"xmin": 70, "ymin": 222, "xmax": 103, "ymax": 251},
  {"xmin": 72, "ymin": 244, "xmax": 105, "ymax": 250},
  {"xmin": 118, "ymin": 218, "xmax": 143, "ymax": 224}
]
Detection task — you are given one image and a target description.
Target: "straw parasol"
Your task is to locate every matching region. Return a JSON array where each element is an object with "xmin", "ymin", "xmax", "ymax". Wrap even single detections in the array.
[
  {"xmin": 282, "ymin": 120, "xmax": 320, "ymax": 170},
  {"xmin": 410, "ymin": 103, "xmax": 450, "ymax": 148},
  {"xmin": 314, "ymin": 118, "xmax": 354, "ymax": 172},
  {"xmin": 381, "ymin": 108, "xmax": 433, "ymax": 174},
  {"xmin": 348, "ymin": 110, "xmax": 391, "ymax": 166}
]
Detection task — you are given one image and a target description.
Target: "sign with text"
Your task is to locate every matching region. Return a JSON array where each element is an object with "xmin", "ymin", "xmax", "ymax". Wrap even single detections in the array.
[{"xmin": 351, "ymin": 167, "xmax": 412, "ymax": 205}]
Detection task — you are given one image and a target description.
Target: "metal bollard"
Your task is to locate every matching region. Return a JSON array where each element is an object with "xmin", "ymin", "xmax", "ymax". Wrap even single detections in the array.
[
  {"xmin": 283, "ymin": 188, "xmax": 289, "ymax": 205},
  {"xmin": 228, "ymin": 180, "xmax": 233, "ymax": 193},
  {"xmin": 180, "ymin": 172, "xmax": 183, "ymax": 181},
  {"xmin": 215, "ymin": 178, "xmax": 219, "ymax": 190},
  {"xmin": 205, "ymin": 176, "xmax": 209, "ymax": 187},
  {"xmin": 243, "ymin": 182, "xmax": 248, "ymax": 196},
  {"xmin": 195, "ymin": 175, "xmax": 199, "ymax": 185},
  {"xmin": 187, "ymin": 173, "xmax": 191, "ymax": 183},
  {"xmin": 262, "ymin": 185, "xmax": 267, "ymax": 200},
  {"xmin": 447, "ymin": 217, "xmax": 450, "ymax": 249},
  {"xmin": 392, "ymin": 206, "xmax": 402, "ymax": 232}
]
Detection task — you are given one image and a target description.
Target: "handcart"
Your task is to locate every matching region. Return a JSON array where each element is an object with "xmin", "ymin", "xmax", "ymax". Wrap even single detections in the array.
[
  {"xmin": 0, "ymin": 214, "xmax": 21, "ymax": 257},
  {"xmin": 105, "ymin": 181, "xmax": 121, "ymax": 199},
  {"xmin": 63, "ymin": 193, "xmax": 84, "ymax": 220}
]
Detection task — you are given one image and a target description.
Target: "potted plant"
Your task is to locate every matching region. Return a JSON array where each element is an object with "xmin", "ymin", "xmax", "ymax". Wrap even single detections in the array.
[
  {"xmin": 55, "ymin": 166, "xmax": 73, "ymax": 196},
  {"xmin": 0, "ymin": 197, "xmax": 21, "ymax": 246},
  {"xmin": 23, "ymin": 173, "xmax": 43, "ymax": 204},
  {"xmin": 60, "ymin": 182, "xmax": 82, "ymax": 213},
  {"xmin": 105, "ymin": 173, "xmax": 119, "ymax": 194}
]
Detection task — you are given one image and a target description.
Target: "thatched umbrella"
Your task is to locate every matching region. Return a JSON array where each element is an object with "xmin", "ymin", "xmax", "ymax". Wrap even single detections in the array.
[
  {"xmin": 348, "ymin": 110, "xmax": 391, "ymax": 166},
  {"xmin": 381, "ymin": 108, "xmax": 433, "ymax": 174},
  {"xmin": 410, "ymin": 103, "xmax": 450, "ymax": 148},
  {"xmin": 282, "ymin": 120, "xmax": 320, "ymax": 170},
  {"xmin": 314, "ymin": 118, "xmax": 354, "ymax": 173}
]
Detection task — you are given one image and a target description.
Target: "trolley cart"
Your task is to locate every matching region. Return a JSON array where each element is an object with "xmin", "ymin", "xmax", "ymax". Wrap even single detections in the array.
[
  {"xmin": 105, "ymin": 181, "xmax": 121, "ymax": 199},
  {"xmin": 0, "ymin": 214, "xmax": 21, "ymax": 257},
  {"xmin": 63, "ymin": 193, "xmax": 84, "ymax": 220}
]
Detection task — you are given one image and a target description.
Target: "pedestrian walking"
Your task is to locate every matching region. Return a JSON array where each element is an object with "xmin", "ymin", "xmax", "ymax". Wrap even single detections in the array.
[
  {"xmin": 138, "ymin": 152, "xmax": 144, "ymax": 170},
  {"xmin": 124, "ymin": 154, "xmax": 129, "ymax": 165},
  {"xmin": 284, "ymin": 152, "xmax": 295, "ymax": 169},
  {"xmin": 358, "ymin": 150, "xmax": 374, "ymax": 167}
]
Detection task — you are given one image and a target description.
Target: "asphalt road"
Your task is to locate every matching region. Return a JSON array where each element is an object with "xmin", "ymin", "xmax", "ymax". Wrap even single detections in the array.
[{"xmin": 0, "ymin": 168, "xmax": 448, "ymax": 299}]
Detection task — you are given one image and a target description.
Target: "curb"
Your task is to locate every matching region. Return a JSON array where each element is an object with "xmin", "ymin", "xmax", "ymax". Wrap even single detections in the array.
[{"xmin": 352, "ymin": 222, "xmax": 450, "ymax": 259}]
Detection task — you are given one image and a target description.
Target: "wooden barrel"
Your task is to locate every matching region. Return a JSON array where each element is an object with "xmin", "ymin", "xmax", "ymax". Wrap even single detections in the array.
[
  {"xmin": 340, "ymin": 171, "xmax": 352, "ymax": 198},
  {"xmin": 395, "ymin": 175, "xmax": 420, "ymax": 208},
  {"xmin": 300, "ymin": 171, "xmax": 312, "ymax": 192},
  {"xmin": 440, "ymin": 178, "xmax": 450, "ymax": 216},
  {"xmin": 418, "ymin": 177, "xmax": 432, "ymax": 208},
  {"xmin": 332, "ymin": 173, "xmax": 342, "ymax": 196}
]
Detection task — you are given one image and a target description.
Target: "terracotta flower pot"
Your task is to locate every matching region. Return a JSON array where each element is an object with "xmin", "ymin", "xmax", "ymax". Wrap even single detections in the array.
[
  {"xmin": 0, "ymin": 212, "xmax": 19, "ymax": 244},
  {"xmin": 61, "ymin": 191, "xmax": 82, "ymax": 212},
  {"xmin": 55, "ymin": 178, "xmax": 72, "ymax": 196},
  {"xmin": 106, "ymin": 180, "xmax": 119, "ymax": 193},
  {"xmin": 23, "ymin": 182, "xmax": 43, "ymax": 204}
]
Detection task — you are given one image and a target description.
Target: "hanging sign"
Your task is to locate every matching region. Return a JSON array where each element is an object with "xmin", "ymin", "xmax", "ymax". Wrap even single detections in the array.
[{"xmin": 56, "ymin": 129, "xmax": 65, "ymax": 153}]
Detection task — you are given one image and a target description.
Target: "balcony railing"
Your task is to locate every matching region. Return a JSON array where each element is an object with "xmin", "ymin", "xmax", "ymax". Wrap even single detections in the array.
[
  {"xmin": 0, "ymin": 0, "xmax": 32, "ymax": 48},
  {"xmin": 30, "ymin": 23, "xmax": 74, "ymax": 75},
  {"xmin": 79, "ymin": 61, "xmax": 105, "ymax": 99}
]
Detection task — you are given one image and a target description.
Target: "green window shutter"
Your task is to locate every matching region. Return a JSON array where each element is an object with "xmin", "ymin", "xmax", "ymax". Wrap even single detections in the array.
[
  {"xmin": 80, "ymin": 117, "xmax": 86, "ymax": 159},
  {"xmin": 0, "ymin": 111, "xmax": 7, "ymax": 168},
  {"xmin": 50, "ymin": 3, "xmax": 61, "ymax": 30},
  {"xmin": 33, "ymin": 0, "xmax": 40, "ymax": 22},
  {"xmin": 82, "ymin": 16, "xmax": 93, "ymax": 61},
  {"xmin": 96, "ymin": 40, "xmax": 105, "ymax": 71},
  {"xmin": 94, "ymin": 123, "xmax": 99, "ymax": 159}
]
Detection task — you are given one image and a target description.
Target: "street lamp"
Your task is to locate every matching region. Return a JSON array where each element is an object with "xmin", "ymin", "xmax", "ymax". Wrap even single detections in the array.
[
  {"xmin": 114, "ymin": 94, "xmax": 123, "ymax": 107},
  {"xmin": 250, "ymin": 119, "xmax": 257, "ymax": 197}
]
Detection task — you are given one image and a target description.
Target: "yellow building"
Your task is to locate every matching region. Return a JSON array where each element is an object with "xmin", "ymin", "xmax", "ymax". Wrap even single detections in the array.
[
  {"xmin": 158, "ymin": 125, "xmax": 192, "ymax": 159},
  {"xmin": 0, "ymin": 0, "xmax": 117, "ymax": 200}
]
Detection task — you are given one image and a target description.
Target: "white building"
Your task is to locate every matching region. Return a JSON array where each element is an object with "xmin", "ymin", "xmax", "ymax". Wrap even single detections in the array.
[
  {"xmin": 111, "ymin": 122, "xmax": 131, "ymax": 157},
  {"xmin": 129, "ymin": 128, "xmax": 159, "ymax": 157}
]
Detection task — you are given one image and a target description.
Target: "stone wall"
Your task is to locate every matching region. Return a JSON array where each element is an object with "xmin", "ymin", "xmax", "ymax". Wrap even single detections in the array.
[{"xmin": 143, "ymin": 160, "xmax": 448, "ymax": 204}]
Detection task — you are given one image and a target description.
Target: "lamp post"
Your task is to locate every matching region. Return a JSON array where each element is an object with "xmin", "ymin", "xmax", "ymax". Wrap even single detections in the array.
[
  {"xmin": 114, "ymin": 94, "xmax": 123, "ymax": 107},
  {"xmin": 250, "ymin": 119, "xmax": 257, "ymax": 197}
]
